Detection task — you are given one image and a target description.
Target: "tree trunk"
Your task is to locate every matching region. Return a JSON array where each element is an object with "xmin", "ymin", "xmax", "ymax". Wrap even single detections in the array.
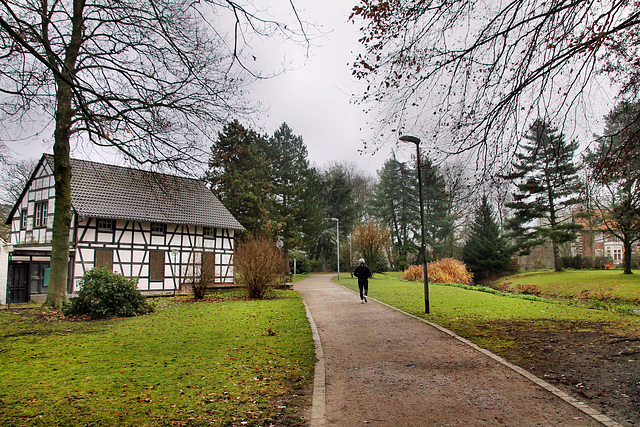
[
  {"xmin": 623, "ymin": 240, "xmax": 633, "ymax": 275},
  {"xmin": 43, "ymin": 0, "xmax": 84, "ymax": 309},
  {"xmin": 44, "ymin": 82, "xmax": 73, "ymax": 309},
  {"xmin": 552, "ymin": 240, "xmax": 562, "ymax": 272}
]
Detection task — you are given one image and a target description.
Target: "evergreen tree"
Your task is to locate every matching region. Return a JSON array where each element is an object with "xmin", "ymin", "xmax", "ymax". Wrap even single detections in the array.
[
  {"xmin": 505, "ymin": 119, "xmax": 582, "ymax": 271},
  {"xmin": 419, "ymin": 156, "xmax": 456, "ymax": 261},
  {"xmin": 369, "ymin": 156, "xmax": 417, "ymax": 269},
  {"xmin": 310, "ymin": 164, "xmax": 361, "ymax": 271},
  {"xmin": 206, "ymin": 120, "xmax": 273, "ymax": 237},
  {"xmin": 263, "ymin": 123, "xmax": 324, "ymax": 252},
  {"xmin": 462, "ymin": 197, "xmax": 512, "ymax": 283}
]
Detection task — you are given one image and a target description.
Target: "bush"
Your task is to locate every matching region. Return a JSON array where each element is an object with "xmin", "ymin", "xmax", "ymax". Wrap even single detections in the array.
[
  {"xmin": 65, "ymin": 267, "xmax": 154, "ymax": 319},
  {"xmin": 401, "ymin": 264, "xmax": 424, "ymax": 282},
  {"xmin": 235, "ymin": 236, "xmax": 285, "ymax": 299},
  {"xmin": 391, "ymin": 254, "xmax": 410, "ymax": 272},
  {"xmin": 192, "ymin": 262, "xmax": 213, "ymax": 300},
  {"xmin": 561, "ymin": 255, "xmax": 594, "ymax": 270},
  {"xmin": 402, "ymin": 258, "xmax": 473, "ymax": 285},
  {"xmin": 289, "ymin": 250, "xmax": 310, "ymax": 274}
]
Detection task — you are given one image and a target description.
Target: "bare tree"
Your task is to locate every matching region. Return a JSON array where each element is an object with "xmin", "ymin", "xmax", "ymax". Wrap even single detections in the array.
[
  {"xmin": 0, "ymin": 0, "xmax": 309, "ymax": 308},
  {"xmin": 350, "ymin": 0, "xmax": 640, "ymax": 167},
  {"xmin": 0, "ymin": 157, "xmax": 38, "ymax": 206}
]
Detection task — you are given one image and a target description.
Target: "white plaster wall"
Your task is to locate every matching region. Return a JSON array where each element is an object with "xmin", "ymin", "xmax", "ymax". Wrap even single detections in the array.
[{"xmin": 0, "ymin": 241, "xmax": 11, "ymax": 305}]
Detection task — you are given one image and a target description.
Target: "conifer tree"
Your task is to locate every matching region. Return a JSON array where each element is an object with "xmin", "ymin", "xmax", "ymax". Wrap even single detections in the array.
[
  {"xmin": 369, "ymin": 156, "xmax": 417, "ymax": 269},
  {"xmin": 419, "ymin": 156, "xmax": 456, "ymax": 261},
  {"xmin": 206, "ymin": 120, "xmax": 273, "ymax": 237},
  {"xmin": 463, "ymin": 197, "xmax": 512, "ymax": 283},
  {"xmin": 263, "ymin": 123, "xmax": 324, "ymax": 252},
  {"xmin": 505, "ymin": 119, "xmax": 582, "ymax": 271}
]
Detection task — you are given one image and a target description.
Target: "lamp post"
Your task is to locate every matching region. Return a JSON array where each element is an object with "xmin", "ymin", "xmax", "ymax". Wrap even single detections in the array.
[
  {"xmin": 399, "ymin": 135, "xmax": 430, "ymax": 314},
  {"xmin": 276, "ymin": 236, "xmax": 285, "ymax": 287},
  {"xmin": 330, "ymin": 217, "xmax": 340, "ymax": 280}
]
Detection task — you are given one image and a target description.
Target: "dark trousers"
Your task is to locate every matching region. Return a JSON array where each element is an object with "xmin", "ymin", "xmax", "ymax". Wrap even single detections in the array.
[{"xmin": 358, "ymin": 280, "xmax": 369, "ymax": 300}]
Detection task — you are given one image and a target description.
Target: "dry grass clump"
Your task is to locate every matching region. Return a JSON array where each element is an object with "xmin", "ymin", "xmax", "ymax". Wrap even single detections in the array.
[{"xmin": 402, "ymin": 258, "xmax": 473, "ymax": 285}]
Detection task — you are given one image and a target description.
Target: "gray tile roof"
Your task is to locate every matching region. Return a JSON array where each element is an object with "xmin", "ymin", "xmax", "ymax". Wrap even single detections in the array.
[{"xmin": 43, "ymin": 154, "xmax": 244, "ymax": 231}]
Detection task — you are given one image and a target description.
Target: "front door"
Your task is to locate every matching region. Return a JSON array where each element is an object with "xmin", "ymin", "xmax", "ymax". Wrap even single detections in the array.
[{"xmin": 9, "ymin": 264, "xmax": 29, "ymax": 303}]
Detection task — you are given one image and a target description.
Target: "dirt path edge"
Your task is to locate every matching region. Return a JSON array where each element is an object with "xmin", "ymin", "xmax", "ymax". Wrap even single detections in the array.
[{"xmin": 303, "ymin": 300, "xmax": 326, "ymax": 427}]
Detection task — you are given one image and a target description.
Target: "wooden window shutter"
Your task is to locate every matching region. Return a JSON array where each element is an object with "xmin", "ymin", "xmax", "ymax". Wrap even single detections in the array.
[
  {"xmin": 150, "ymin": 251, "xmax": 165, "ymax": 282},
  {"xmin": 202, "ymin": 252, "xmax": 216, "ymax": 283},
  {"xmin": 95, "ymin": 250, "xmax": 113, "ymax": 271}
]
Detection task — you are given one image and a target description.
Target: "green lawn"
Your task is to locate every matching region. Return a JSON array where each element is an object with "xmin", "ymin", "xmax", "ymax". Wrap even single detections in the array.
[
  {"xmin": 338, "ymin": 273, "xmax": 640, "ymax": 354},
  {"xmin": 496, "ymin": 269, "xmax": 640, "ymax": 303},
  {"xmin": 0, "ymin": 291, "xmax": 315, "ymax": 426}
]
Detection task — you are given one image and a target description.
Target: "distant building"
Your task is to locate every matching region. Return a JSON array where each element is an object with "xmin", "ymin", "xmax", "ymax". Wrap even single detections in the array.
[
  {"xmin": 3, "ymin": 154, "xmax": 243, "ymax": 304},
  {"xmin": 570, "ymin": 212, "xmax": 637, "ymax": 266}
]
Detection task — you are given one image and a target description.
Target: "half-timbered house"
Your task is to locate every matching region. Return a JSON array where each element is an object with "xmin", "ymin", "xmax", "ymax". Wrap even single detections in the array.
[{"xmin": 4, "ymin": 154, "xmax": 243, "ymax": 303}]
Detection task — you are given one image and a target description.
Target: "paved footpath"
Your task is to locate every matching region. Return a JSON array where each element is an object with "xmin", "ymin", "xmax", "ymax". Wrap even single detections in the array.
[{"xmin": 295, "ymin": 274, "xmax": 621, "ymax": 427}]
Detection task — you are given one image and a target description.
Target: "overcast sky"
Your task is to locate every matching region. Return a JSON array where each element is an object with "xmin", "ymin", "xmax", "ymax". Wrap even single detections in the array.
[
  {"xmin": 247, "ymin": 0, "xmax": 397, "ymax": 173},
  {"xmin": 6, "ymin": 0, "xmax": 399, "ymax": 176}
]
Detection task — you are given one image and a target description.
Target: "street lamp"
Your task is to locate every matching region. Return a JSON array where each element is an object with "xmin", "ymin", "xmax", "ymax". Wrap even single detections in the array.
[
  {"xmin": 330, "ymin": 217, "xmax": 340, "ymax": 280},
  {"xmin": 276, "ymin": 236, "xmax": 285, "ymax": 287},
  {"xmin": 399, "ymin": 134, "xmax": 430, "ymax": 314}
]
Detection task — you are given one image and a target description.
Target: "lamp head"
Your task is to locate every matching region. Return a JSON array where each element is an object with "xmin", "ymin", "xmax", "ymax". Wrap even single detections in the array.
[{"xmin": 399, "ymin": 135, "xmax": 421, "ymax": 144}]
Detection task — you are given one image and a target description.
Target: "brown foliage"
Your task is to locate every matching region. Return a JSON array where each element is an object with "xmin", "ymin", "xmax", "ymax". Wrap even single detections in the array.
[
  {"xmin": 402, "ymin": 258, "xmax": 473, "ymax": 285},
  {"xmin": 234, "ymin": 236, "xmax": 285, "ymax": 299},
  {"xmin": 352, "ymin": 221, "xmax": 390, "ymax": 272}
]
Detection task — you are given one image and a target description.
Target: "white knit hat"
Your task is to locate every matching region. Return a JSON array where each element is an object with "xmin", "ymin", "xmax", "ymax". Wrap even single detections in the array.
[{"xmin": 359, "ymin": 258, "xmax": 365, "ymax": 264}]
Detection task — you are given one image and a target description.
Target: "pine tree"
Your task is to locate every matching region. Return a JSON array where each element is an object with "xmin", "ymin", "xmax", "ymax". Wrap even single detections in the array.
[
  {"xmin": 463, "ymin": 197, "xmax": 512, "ymax": 283},
  {"xmin": 263, "ymin": 123, "xmax": 324, "ymax": 252},
  {"xmin": 419, "ymin": 156, "xmax": 456, "ymax": 261},
  {"xmin": 369, "ymin": 156, "xmax": 417, "ymax": 269},
  {"xmin": 206, "ymin": 120, "xmax": 273, "ymax": 237},
  {"xmin": 505, "ymin": 119, "xmax": 582, "ymax": 271}
]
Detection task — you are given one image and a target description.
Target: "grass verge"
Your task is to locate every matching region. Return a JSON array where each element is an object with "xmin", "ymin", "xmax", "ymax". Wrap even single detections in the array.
[
  {"xmin": 0, "ymin": 290, "xmax": 315, "ymax": 426},
  {"xmin": 496, "ymin": 269, "xmax": 640, "ymax": 304},
  {"xmin": 338, "ymin": 273, "xmax": 640, "ymax": 358}
]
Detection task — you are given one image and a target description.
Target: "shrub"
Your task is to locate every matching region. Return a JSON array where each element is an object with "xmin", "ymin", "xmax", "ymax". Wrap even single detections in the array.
[
  {"xmin": 401, "ymin": 264, "xmax": 424, "ymax": 282},
  {"xmin": 65, "ymin": 267, "xmax": 154, "ymax": 319},
  {"xmin": 235, "ymin": 236, "xmax": 285, "ymax": 299},
  {"xmin": 289, "ymin": 250, "xmax": 310, "ymax": 274},
  {"xmin": 402, "ymin": 258, "xmax": 473, "ymax": 285},
  {"xmin": 532, "ymin": 258, "xmax": 547, "ymax": 270},
  {"xmin": 192, "ymin": 259, "xmax": 214, "ymax": 300}
]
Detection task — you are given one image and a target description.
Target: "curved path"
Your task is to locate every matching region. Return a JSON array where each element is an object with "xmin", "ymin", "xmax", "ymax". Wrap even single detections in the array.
[{"xmin": 295, "ymin": 274, "xmax": 620, "ymax": 427}]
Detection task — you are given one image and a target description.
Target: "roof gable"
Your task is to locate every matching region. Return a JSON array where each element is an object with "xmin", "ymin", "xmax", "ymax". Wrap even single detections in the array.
[{"xmin": 36, "ymin": 154, "xmax": 243, "ymax": 230}]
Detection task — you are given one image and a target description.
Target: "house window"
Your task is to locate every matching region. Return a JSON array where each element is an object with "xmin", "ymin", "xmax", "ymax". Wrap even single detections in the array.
[
  {"xmin": 20, "ymin": 209, "xmax": 27, "ymax": 229},
  {"xmin": 97, "ymin": 218, "xmax": 114, "ymax": 232},
  {"xmin": 34, "ymin": 201, "xmax": 48, "ymax": 228},
  {"xmin": 613, "ymin": 248, "xmax": 623, "ymax": 261},
  {"xmin": 95, "ymin": 249, "xmax": 114, "ymax": 270},
  {"xmin": 203, "ymin": 227, "xmax": 215, "ymax": 238},
  {"xmin": 149, "ymin": 251, "xmax": 165, "ymax": 282},
  {"xmin": 151, "ymin": 223, "xmax": 166, "ymax": 235}
]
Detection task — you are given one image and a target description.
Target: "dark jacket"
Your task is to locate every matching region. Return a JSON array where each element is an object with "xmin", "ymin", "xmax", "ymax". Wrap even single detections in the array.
[{"xmin": 354, "ymin": 264, "xmax": 372, "ymax": 282}]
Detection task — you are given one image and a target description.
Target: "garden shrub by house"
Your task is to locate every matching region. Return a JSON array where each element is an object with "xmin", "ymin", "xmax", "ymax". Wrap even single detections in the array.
[{"xmin": 65, "ymin": 266, "xmax": 154, "ymax": 319}]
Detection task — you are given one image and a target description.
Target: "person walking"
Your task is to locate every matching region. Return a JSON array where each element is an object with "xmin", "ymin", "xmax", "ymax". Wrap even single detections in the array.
[{"xmin": 353, "ymin": 258, "xmax": 372, "ymax": 303}]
